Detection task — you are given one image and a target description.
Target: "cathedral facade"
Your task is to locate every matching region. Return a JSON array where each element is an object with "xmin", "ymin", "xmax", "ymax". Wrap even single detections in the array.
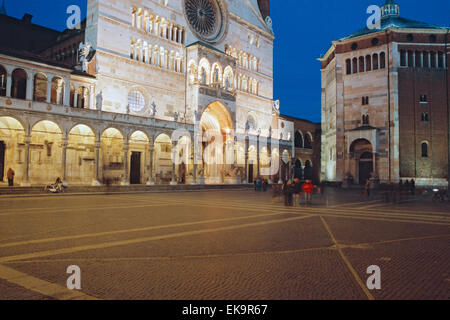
[
  {"xmin": 320, "ymin": 0, "xmax": 449, "ymax": 186},
  {"xmin": 0, "ymin": 0, "xmax": 295, "ymax": 186}
]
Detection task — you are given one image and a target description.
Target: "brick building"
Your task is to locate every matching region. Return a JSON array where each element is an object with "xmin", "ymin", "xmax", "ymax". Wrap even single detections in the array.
[
  {"xmin": 319, "ymin": 0, "xmax": 449, "ymax": 186},
  {"xmin": 280, "ymin": 115, "xmax": 321, "ymax": 183}
]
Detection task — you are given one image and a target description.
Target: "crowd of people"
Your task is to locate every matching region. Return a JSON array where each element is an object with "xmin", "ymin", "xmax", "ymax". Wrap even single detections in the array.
[{"xmin": 267, "ymin": 178, "xmax": 321, "ymax": 207}]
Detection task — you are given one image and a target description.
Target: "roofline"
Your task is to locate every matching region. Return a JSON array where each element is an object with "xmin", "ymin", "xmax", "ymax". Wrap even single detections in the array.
[
  {"xmin": 280, "ymin": 114, "xmax": 321, "ymax": 125},
  {"xmin": 319, "ymin": 26, "xmax": 450, "ymax": 60}
]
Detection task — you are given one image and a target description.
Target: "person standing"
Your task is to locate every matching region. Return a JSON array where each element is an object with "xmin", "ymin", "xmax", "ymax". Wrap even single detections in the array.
[
  {"xmin": 7, "ymin": 168, "xmax": 15, "ymax": 187},
  {"xmin": 302, "ymin": 180, "xmax": 314, "ymax": 205},
  {"xmin": 293, "ymin": 178, "xmax": 301, "ymax": 206}
]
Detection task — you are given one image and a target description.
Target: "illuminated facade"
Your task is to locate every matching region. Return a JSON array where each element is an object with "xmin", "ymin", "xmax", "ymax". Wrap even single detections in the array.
[
  {"xmin": 319, "ymin": 0, "xmax": 449, "ymax": 186},
  {"xmin": 0, "ymin": 0, "xmax": 294, "ymax": 186}
]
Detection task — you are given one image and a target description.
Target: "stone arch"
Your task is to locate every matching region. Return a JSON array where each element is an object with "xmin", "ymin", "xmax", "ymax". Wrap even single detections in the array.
[
  {"xmin": 349, "ymin": 138, "xmax": 374, "ymax": 184},
  {"xmin": 304, "ymin": 131, "xmax": 313, "ymax": 149},
  {"xmin": 30, "ymin": 120, "xmax": 63, "ymax": 184},
  {"xmin": 11, "ymin": 68, "xmax": 27, "ymax": 99},
  {"xmin": 211, "ymin": 62, "xmax": 223, "ymax": 85},
  {"xmin": 223, "ymin": 66, "xmax": 234, "ymax": 90},
  {"xmin": 67, "ymin": 124, "xmax": 96, "ymax": 184},
  {"xmin": 154, "ymin": 133, "xmax": 173, "ymax": 184},
  {"xmin": 198, "ymin": 58, "xmax": 211, "ymax": 85},
  {"xmin": 100, "ymin": 128, "xmax": 125, "ymax": 184},
  {"xmin": 295, "ymin": 130, "xmax": 303, "ymax": 148},
  {"xmin": 0, "ymin": 116, "xmax": 26, "ymax": 183},
  {"xmin": 33, "ymin": 72, "xmax": 48, "ymax": 102},
  {"xmin": 51, "ymin": 76, "xmax": 65, "ymax": 105}
]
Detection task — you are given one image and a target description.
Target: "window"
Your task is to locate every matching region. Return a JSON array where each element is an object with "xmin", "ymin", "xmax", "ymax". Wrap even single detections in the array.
[
  {"xmin": 373, "ymin": 53, "xmax": 379, "ymax": 70},
  {"xmin": 304, "ymin": 133, "xmax": 313, "ymax": 149},
  {"xmin": 400, "ymin": 50, "xmax": 406, "ymax": 67},
  {"xmin": 362, "ymin": 96, "xmax": 369, "ymax": 105},
  {"xmin": 380, "ymin": 52, "xmax": 386, "ymax": 69},
  {"xmin": 420, "ymin": 95, "xmax": 427, "ymax": 103},
  {"xmin": 421, "ymin": 142, "xmax": 428, "ymax": 158},
  {"xmin": 128, "ymin": 90, "xmax": 146, "ymax": 113},
  {"xmin": 421, "ymin": 112, "xmax": 429, "ymax": 122},
  {"xmin": 295, "ymin": 131, "xmax": 303, "ymax": 148},
  {"xmin": 346, "ymin": 59, "xmax": 351, "ymax": 75},
  {"xmin": 362, "ymin": 114, "xmax": 370, "ymax": 125},
  {"xmin": 352, "ymin": 58, "xmax": 358, "ymax": 74}
]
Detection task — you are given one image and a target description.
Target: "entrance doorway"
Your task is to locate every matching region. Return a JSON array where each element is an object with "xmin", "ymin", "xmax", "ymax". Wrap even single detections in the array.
[
  {"xmin": 248, "ymin": 163, "xmax": 254, "ymax": 183},
  {"xmin": 359, "ymin": 152, "xmax": 373, "ymax": 185},
  {"xmin": 130, "ymin": 152, "xmax": 141, "ymax": 184},
  {"xmin": 0, "ymin": 141, "xmax": 5, "ymax": 182}
]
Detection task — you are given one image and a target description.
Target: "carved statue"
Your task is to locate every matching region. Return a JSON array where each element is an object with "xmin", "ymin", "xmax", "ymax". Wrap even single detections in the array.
[
  {"xmin": 78, "ymin": 42, "xmax": 93, "ymax": 72},
  {"xmin": 150, "ymin": 102, "xmax": 157, "ymax": 118},
  {"xmin": 96, "ymin": 91, "xmax": 103, "ymax": 111}
]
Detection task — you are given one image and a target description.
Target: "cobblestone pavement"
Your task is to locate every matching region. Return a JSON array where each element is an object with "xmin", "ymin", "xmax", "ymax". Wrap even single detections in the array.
[{"xmin": 0, "ymin": 188, "xmax": 448, "ymax": 300}]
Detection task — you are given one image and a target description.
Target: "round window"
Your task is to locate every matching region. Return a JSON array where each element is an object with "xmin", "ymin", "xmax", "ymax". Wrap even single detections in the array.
[
  {"xmin": 128, "ymin": 90, "xmax": 146, "ymax": 113},
  {"xmin": 183, "ymin": 0, "xmax": 227, "ymax": 43}
]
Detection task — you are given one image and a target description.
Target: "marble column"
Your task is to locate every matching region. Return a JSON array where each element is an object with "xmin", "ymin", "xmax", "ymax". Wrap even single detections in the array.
[
  {"xmin": 46, "ymin": 76, "xmax": 52, "ymax": 103},
  {"xmin": 6, "ymin": 75, "xmax": 12, "ymax": 97},
  {"xmin": 62, "ymin": 138, "xmax": 68, "ymax": 181},
  {"xmin": 21, "ymin": 135, "xmax": 31, "ymax": 186},
  {"xmin": 147, "ymin": 145, "xmax": 155, "ymax": 185},
  {"xmin": 122, "ymin": 143, "xmax": 129, "ymax": 185},
  {"xmin": 94, "ymin": 140, "xmax": 101, "ymax": 185}
]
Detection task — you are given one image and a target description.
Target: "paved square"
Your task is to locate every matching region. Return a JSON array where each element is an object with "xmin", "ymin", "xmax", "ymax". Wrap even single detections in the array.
[{"xmin": 0, "ymin": 189, "xmax": 449, "ymax": 300}]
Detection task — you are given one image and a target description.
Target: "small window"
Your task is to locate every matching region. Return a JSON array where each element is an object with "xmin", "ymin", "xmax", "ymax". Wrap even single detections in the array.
[
  {"xmin": 407, "ymin": 34, "xmax": 414, "ymax": 42},
  {"xmin": 421, "ymin": 112, "xmax": 429, "ymax": 122},
  {"xmin": 371, "ymin": 38, "xmax": 379, "ymax": 46},
  {"xmin": 362, "ymin": 96, "xmax": 369, "ymax": 105},
  {"xmin": 420, "ymin": 95, "xmax": 428, "ymax": 103},
  {"xmin": 421, "ymin": 142, "xmax": 428, "ymax": 158},
  {"xmin": 351, "ymin": 43, "xmax": 358, "ymax": 50},
  {"xmin": 346, "ymin": 59, "xmax": 351, "ymax": 75},
  {"xmin": 429, "ymin": 35, "xmax": 436, "ymax": 43},
  {"xmin": 362, "ymin": 114, "xmax": 370, "ymax": 125}
]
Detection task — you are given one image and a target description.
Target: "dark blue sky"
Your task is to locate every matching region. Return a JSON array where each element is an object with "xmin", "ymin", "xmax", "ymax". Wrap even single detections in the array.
[{"xmin": 3, "ymin": 0, "xmax": 449, "ymax": 122}]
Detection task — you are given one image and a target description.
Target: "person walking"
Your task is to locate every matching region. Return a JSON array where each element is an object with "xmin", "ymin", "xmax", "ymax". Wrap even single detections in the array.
[
  {"xmin": 302, "ymin": 180, "xmax": 314, "ymax": 205},
  {"xmin": 7, "ymin": 168, "xmax": 15, "ymax": 187},
  {"xmin": 365, "ymin": 179, "xmax": 371, "ymax": 198},
  {"xmin": 410, "ymin": 179, "xmax": 415, "ymax": 195},
  {"xmin": 293, "ymin": 178, "xmax": 301, "ymax": 206},
  {"xmin": 282, "ymin": 181, "xmax": 290, "ymax": 206}
]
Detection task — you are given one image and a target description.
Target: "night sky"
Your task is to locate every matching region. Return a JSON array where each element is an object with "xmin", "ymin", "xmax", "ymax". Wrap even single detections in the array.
[{"xmin": 3, "ymin": 0, "xmax": 449, "ymax": 123}]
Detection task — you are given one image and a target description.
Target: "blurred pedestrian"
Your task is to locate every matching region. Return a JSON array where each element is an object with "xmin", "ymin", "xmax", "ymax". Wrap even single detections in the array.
[
  {"xmin": 7, "ymin": 168, "xmax": 15, "ymax": 187},
  {"xmin": 410, "ymin": 179, "xmax": 415, "ymax": 195},
  {"xmin": 365, "ymin": 179, "xmax": 371, "ymax": 197},
  {"xmin": 293, "ymin": 178, "xmax": 301, "ymax": 206},
  {"xmin": 302, "ymin": 180, "xmax": 314, "ymax": 205}
]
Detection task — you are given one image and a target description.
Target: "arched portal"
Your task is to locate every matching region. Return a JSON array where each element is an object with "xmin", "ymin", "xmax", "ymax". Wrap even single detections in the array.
[
  {"xmin": 350, "ymin": 139, "xmax": 374, "ymax": 185},
  {"xmin": 67, "ymin": 125, "xmax": 96, "ymax": 184},
  {"xmin": 101, "ymin": 128, "xmax": 124, "ymax": 184},
  {"xmin": 0, "ymin": 117, "xmax": 25, "ymax": 183},
  {"xmin": 200, "ymin": 101, "xmax": 234, "ymax": 184},
  {"xmin": 129, "ymin": 131, "xmax": 150, "ymax": 184},
  {"xmin": 30, "ymin": 120, "xmax": 63, "ymax": 184}
]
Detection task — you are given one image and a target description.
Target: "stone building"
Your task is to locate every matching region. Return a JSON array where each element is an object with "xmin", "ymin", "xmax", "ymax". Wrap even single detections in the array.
[
  {"xmin": 0, "ymin": 0, "xmax": 294, "ymax": 186},
  {"xmin": 319, "ymin": 0, "xmax": 449, "ymax": 186},
  {"xmin": 279, "ymin": 115, "xmax": 321, "ymax": 183}
]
